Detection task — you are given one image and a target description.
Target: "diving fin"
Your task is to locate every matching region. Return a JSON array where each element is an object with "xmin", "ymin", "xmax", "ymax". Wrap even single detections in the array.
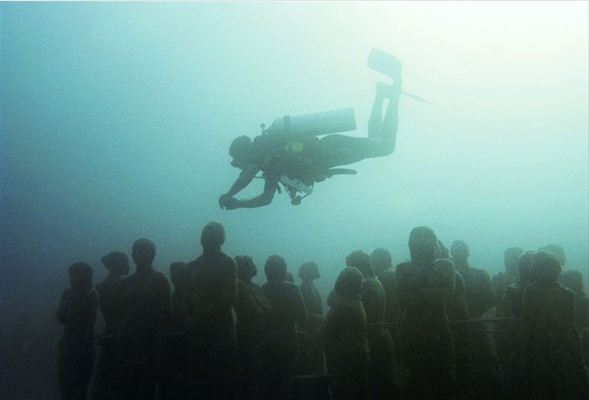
[
  {"xmin": 368, "ymin": 48, "xmax": 402, "ymax": 82},
  {"xmin": 368, "ymin": 49, "xmax": 430, "ymax": 103}
]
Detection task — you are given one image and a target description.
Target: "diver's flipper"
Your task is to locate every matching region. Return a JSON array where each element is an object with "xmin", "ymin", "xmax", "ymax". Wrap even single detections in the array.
[{"xmin": 368, "ymin": 49, "xmax": 402, "ymax": 82}]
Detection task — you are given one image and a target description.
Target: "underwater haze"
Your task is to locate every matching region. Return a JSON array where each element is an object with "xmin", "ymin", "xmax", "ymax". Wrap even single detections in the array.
[{"xmin": 0, "ymin": 1, "xmax": 588, "ymax": 397}]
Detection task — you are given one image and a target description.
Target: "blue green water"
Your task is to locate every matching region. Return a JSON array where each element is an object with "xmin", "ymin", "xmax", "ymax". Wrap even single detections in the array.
[{"xmin": 0, "ymin": 2, "xmax": 587, "ymax": 396}]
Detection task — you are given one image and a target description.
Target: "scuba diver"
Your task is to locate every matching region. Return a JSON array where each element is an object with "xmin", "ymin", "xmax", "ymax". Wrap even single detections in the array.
[{"xmin": 219, "ymin": 49, "xmax": 409, "ymax": 210}]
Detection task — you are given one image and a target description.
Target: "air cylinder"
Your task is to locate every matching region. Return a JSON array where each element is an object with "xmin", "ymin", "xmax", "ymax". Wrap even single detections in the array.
[{"xmin": 267, "ymin": 107, "xmax": 356, "ymax": 137}]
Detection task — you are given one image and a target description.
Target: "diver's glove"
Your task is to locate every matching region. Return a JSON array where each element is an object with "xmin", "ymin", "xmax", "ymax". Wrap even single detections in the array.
[{"xmin": 218, "ymin": 193, "xmax": 239, "ymax": 210}]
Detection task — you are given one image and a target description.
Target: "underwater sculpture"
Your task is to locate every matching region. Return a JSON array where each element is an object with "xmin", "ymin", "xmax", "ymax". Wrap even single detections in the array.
[{"xmin": 219, "ymin": 49, "xmax": 417, "ymax": 209}]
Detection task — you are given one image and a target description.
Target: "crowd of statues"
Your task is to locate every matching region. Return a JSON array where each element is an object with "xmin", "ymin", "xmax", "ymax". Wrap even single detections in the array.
[{"xmin": 56, "ymin": 223, "xmax": 589, "ymax": 400}]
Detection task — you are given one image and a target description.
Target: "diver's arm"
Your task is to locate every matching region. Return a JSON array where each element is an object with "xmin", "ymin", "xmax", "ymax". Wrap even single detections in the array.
[
  {"xmin": 226, "ymin": 164, "xmax": 260, "ymax": 197},
  {"xmin": 229, "ymin": 179, "xmax": 277, "ymax": 209}
]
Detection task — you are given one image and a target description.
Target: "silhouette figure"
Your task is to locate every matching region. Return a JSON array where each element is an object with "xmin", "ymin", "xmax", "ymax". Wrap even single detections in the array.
[
  {"xmin": 186, "ymin": 222, "xmax": 237, "ymax": 400},
  {"xmin": 93, "ymin": 251, "xmax": 129, "ymax": 400},
  {"xmin": 498, "ymin": 251, "xmax": 536, "ymax": 400},
  {"xmin": 494, "ymin": 247, "xmax": 524, "ymax": 307},
  {"xmin": 259, "ymin": 255, "xmax": 307, "ymax": 400},
  {"xmin": 450, "ymin": 240, "xmax": 503, "ymax": 400},
  {"xmin": 298, "ymin": 261, "xmax": 325, "ymax": 375},
  {"xmin": 118, "ymin": 239, "xmax": 171, "ymax": 400},
  {"xmin": 520, "ymin": 251, "xmax": 588, "ymax": 399},
  {"xmin": 159, "ymin": 261, "xmax": 189, "ymax": 400},
  {"xmin": 346, "ymin": 250, "xmax": 394, "ymax": 400},
  {"xmin": 396, "ymin": 226, "xmax": 456, "ymax": 400},
  {"xmin": 323, "ymin": 267, "xmax": 369, "ymax": 400},
  {"xmin": 235, "ymin": 255, "xmax": 270, "ymax": 400},
  {"xmin": 559, "ymin": 270, "xmax": 589, "ymax": 366},
  {"xmin": 370, "ymin": 248, "xmax": 401, "ymax": 378},
  {"xmin": 56, "ymin": 262, "xmax": 97, "ymax": 400},
  {"xmin": 538, "ymin": 243, "xmax": 567, "ymax": 268},
  {"xmin": 218, "ymin": 52, "xmax": 402, "ymax": 210},
  {"xmin": 447, "ymin": 270, "xmax": 472, "ymax": 400}
]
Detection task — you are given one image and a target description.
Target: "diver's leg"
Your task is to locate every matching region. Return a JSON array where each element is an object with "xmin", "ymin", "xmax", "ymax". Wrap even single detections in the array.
[
  {"xmin": 367, "ymin": 83, "xmax": 401, "ymax": 157},
  {"xmin": 368, "ymin": 84, "xmax": 387, "ymax": 139},
  {"xmin": 367, "ymin": 54, "xmax": 402, "ymax": 156}
]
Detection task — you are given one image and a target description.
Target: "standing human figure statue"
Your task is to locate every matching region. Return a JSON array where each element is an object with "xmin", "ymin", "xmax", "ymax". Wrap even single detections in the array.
[
  {"xmin": 559, "ymin": 270, "xmax": 589, "ymax": 367},
  {"xmin": 159, "ymin": 261, "xmax": 189, "ymax": 400},
  {"xmin": 499, "ymin": 251, "xmax": 536, "ymax": 400},
  {"xmin": 235, "ymin": 255, "xmax": 270, "ymax": 400},
  {"xmin": 346, "ymin": 250, "xmax": 395, "ymax": 400},
  {"xmin": 297, "ymin": 261, "xmax": 325, "ymax": 375},
  {"xmin": 185, "ymin": 222, "xmax": 238, "ymax": 400},
  {"xmin": 323, "ymin": 267, "xmax": 370, "ymax": 400},
  {"xmin": 396, "ymin": 226, "xmax": 456, "ymax": 400},
  {"xmin": 520, "ymin": 252, "xmax": 588, "ymax": 399},
  {"xmin": 259, "ymin": 255, "xmax": 307, "ymax": 400},
  {"xmin": 118, "ymin": 239, "xmax": 171, "ymax": 400},
  {"xmin": 446, "ymin": 268, "xmax": 471, "ymax": 400},
  {"xmin": 494, "ymin": 247, "xmax": 524, "ymax": 310},
  {"xmin": 93, "ymin": 251, "xmax": 129, "ymax": 400},
  {"xmin": 450, "ymin": 240, "xmax": 503, "ymax": 400},
  {"xmin": 370, "ymin": 248, "xmax": 400, "ymax": 361},
  {"xmin": 56, "ymin": 262, "xmax": 98, "ymax": 400}
]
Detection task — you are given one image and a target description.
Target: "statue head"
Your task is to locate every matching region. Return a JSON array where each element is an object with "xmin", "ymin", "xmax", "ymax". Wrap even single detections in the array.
[
  {"xmin": 101, "ymin": 251, "xmax": 130, "ymax": 277},
  {"xmin": 409, "ymin": 226, "xmax": 438, "ymax": 262},
  {"xmin": 335, "ymin": 267, "xmax": 363, "ymax": 298},
  {"xmin": 201, "ymin": 221, "xmax": 225, "ymax": 252},
  {"xmin": 132, "ymin": 238, "xmax": 156, "ymax": 267},
  {"xmin": 236, "ymin": 255, "xmax": 257, "ymax": 281},
  {"xmin": 264, "ymin": 255, "xmax": 287, "ymax": 282},
  {"xmin": 69, "ymin": 262, "xmax": 93, "ymax": 291},
  {"xmin": 370, "ymin": 248, "xmax": 392, "ymax": 275},
  {"xmin": 298, "ymin": 261, "xmax": 320, "ymax": 282},
  {"xmin": 346, "ymin": 250, "xmax": 373, "ymax": 277}
]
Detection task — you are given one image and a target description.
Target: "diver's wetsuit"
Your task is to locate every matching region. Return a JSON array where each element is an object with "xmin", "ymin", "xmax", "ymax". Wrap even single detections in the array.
[
  {"xmin": 251, "ymin": 131, "xmax": 390, "ymax": 185},
  {"xmin": 220, "ymin": 65, "xmax": 401, "ymax": 209}
]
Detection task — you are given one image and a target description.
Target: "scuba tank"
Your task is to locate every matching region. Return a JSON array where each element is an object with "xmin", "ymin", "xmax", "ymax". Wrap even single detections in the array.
[{"xmin": 265, "ymin": 108, "xmax": 357, "ymax": 137}]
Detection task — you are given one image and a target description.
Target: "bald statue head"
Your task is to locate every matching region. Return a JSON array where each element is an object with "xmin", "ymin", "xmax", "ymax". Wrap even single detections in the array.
[
  {"xmin": 132, "ymin": 238, "xmax": 156, "ymax": 268},
  {"xmin": 409, "ymin": 226, "xmax": 438, "ymax": 263},
  {"xmin": 201, "ymin": 221, "xmax": 225, "ymax": 252},
  {"xmin": 346, "ymin": 250, "xmax": 373, "ymax": 278},
  {"xmin": 370, "ymin": 248, "xmax": 392, "ymax": 275},
  {"xmin": 335, "ymin": 267, "xmax": 363, "ymax": 299}
]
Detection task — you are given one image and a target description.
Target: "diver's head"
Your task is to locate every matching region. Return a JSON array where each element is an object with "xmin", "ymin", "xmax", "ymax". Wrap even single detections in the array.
[
  {"xmin": 101, "ymin": 251, "xmax": 130, "ymax": 277},
  {"xmin": 132, "ymin": 238, "xmax": 156, "ymax": 268},
  {"xmin": 236, "ymin": 255, "xmax": 257, "ymax": 281},
  {"xmin": 299, "ymin": 261, "xmax": 320, "ymax": 282},
  {"xmin": 265, "ymin": 255, "xmax": 287, "ymax": 282},
  {"xmin": 370, "ymin": 248, "xmax": 392, "ymax": 275},
  {"xmin": 69, "ymin": 262, "xmax": 93, "ymax": 292},
  {"xmin": 229, "ymin": 135, "xmax": 253, "ymax": 169},
  {"xmin": 409, "ymin": 226, "xmax": 438, "ymax": 262},
  {"xmin": 450, "ymin": 240, "xmax": 470, "ymax": 265},
  {"xmin": 201, "ymin": 221, "xmax": 225, "ymax": 252}
]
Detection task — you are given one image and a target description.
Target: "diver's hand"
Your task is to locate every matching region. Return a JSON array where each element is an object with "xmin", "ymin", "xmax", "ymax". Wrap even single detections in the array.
[{"xmin": 219, "ymin": 194, "xmax": 239, "ymax": 210}]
